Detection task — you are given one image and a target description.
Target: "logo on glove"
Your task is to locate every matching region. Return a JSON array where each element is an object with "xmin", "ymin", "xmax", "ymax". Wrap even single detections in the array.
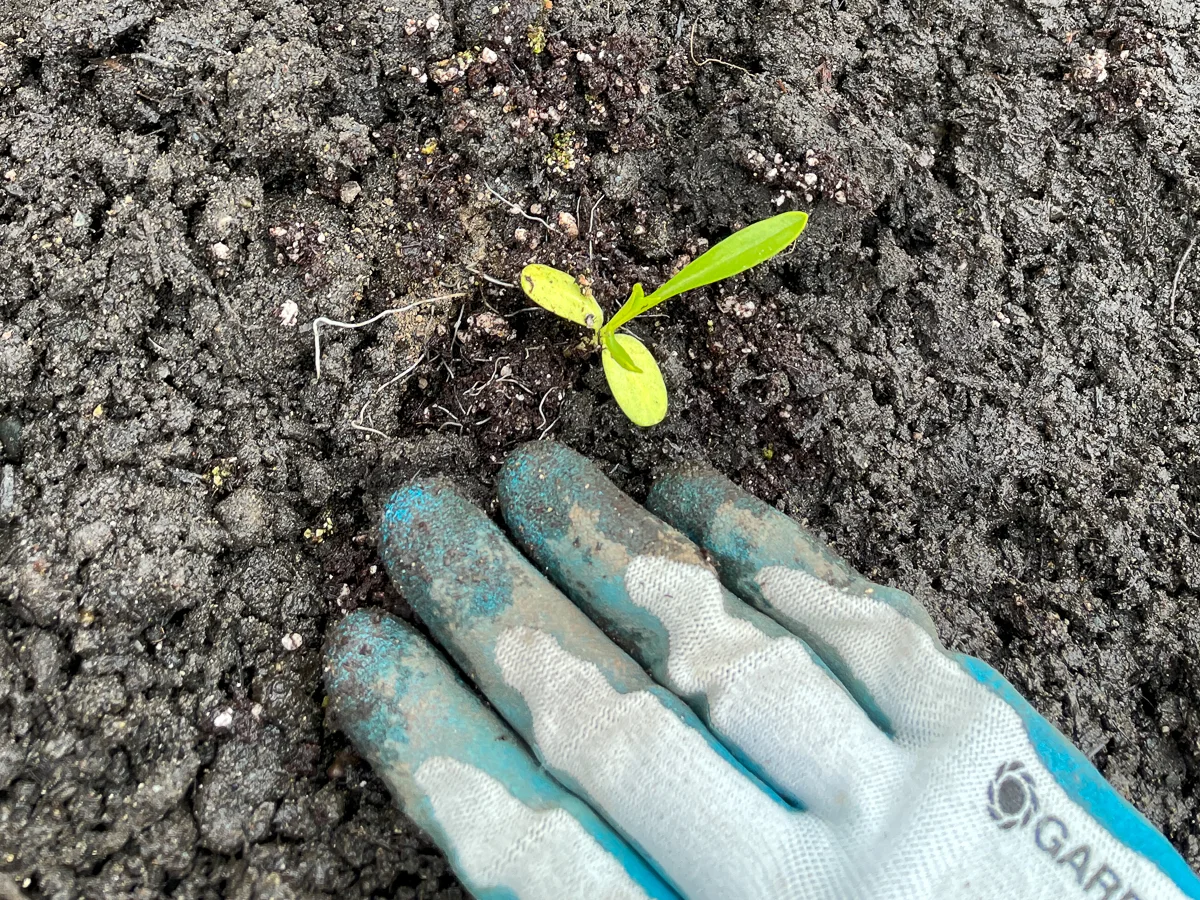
[
  {"xmin": 986, "ymin": 761, "xmax": 1144, "ymax": 898},
  {"xmin": 987, "ymin": 760, "xmax": 1039, "ymax": 829}
]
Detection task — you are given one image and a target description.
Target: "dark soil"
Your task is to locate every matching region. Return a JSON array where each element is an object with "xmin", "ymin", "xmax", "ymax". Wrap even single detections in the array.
[{"xmin": 2, "ymin": 0, "xmax": 1199, "ymax": 894}]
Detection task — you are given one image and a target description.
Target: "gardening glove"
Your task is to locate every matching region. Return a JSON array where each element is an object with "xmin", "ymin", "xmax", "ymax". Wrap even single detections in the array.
[{"xmin": 324, "ymin": 442, "xmax": 1200, "ymax": 900}]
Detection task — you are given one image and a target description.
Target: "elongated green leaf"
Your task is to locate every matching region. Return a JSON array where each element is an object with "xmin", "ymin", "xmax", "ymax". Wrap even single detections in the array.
[
  {"xmin": 602, "ymin": 330, "xmax": 642, "ymax": 373},
  {"xmin": 601, "ymin": 334, "xmax": 667, "ymax": 427},
  {"xmin": 520, "ymin": 264, "xmax": 604, "ymax": 329},
  {"xmin": 606, "ymin": 211, "xmax": 808, "ymax": 333}
]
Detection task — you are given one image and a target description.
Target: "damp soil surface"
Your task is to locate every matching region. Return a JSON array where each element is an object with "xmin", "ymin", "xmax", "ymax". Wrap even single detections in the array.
[{"xmin": 2, "ymin": 0, "xmax": 1200, "ymax": 894}]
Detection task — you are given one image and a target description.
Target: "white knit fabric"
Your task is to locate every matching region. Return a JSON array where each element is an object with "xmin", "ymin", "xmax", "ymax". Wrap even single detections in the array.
[
  {"xmin": 489, "ymin": 558, "xmax": 1187, "ymax": 900},
  {"xmin": 757, "ymin": 565, "xmax": 980, "ymax": 745},
  {"xmin": 496, "ymin": 625, "xmax": 847, "ymax": 900},
  {"xmin": 416, "ymin": 756, "xmax": 651, "ymax": 900},
  {"xmin": 625, "ymin": 555, "xmax": 906, "ymax": 831}
]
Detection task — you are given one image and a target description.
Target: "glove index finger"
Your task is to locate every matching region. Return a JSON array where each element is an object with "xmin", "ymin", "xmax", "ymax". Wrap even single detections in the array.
[
  {"xmin": 499, "ymin": 443, "xmax": 903, "ymax": 829},
  {"xmin": 498, "ymin": 443, "xmax": 788, "ymax": 686}
]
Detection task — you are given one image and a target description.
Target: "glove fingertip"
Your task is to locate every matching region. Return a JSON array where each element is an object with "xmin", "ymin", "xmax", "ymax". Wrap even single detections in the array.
[{"xmin": 645, "ymin": 464, "xmax": 729, "ymax": 548}]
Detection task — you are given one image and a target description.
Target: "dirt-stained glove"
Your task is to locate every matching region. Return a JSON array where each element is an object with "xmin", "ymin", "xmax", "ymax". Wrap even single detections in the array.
[{"xmin": 324, "ymin": 442, "xmax": 1200, "ymax": 900}]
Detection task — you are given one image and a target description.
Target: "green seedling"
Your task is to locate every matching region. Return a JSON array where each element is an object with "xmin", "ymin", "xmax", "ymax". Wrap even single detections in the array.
[{"xmin": 520, "ymin": 210, "xmax": 808, "ymax": 426}]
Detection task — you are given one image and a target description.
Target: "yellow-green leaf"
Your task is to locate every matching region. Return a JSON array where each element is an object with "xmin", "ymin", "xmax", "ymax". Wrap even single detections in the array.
[
  {"xmin": 519, "ymin": 264, "xmax": 604, "ymax": 329},
  {"xmin": 601, "ymin": 333, "xmax": 667, "ymax": 427},
  {"xmin": 602, "ymin": 330, "xmax": 642, "ymax": 373},
  {"xmin": 607, "ymin": 211, "xmax": 808, "ymax": 333}
]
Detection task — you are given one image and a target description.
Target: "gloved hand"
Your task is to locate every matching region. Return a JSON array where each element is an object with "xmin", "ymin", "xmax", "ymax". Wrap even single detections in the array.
[{"xmin": 324, "ymin": 442, "xmax": 1200, "ymax": 900}]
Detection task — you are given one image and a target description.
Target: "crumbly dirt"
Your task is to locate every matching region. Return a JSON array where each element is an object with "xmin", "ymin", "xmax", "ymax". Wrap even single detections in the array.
[{"xmin": 1, "ymin": 0, "xmax": 1199, "ymax": 894}]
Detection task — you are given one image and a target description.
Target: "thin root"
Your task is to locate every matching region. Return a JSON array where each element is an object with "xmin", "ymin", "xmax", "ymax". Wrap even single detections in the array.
[
  {"xmin": 464, "ymin": 264, "xmax": 518, "ymax": 289},
  {"xmin": 350, "ymin": 350, "xmax": 429, "ymax": 440},
  {"xmin": 689, "ymin": 21, "xmax": 756, "ymax": 78},
  {"xmin": 310, "ymin": 295, "xmax": 464, "ymax": 379},
  {"xmin": 486, "ymin": 184, "xmax": 557, "ymax": 231},
  {"xmin": 1170, "ymin": 236, "xmax": 1196, "ymax": 326}
]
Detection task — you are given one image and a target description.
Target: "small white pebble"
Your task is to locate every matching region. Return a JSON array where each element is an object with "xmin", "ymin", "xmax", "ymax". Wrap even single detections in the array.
[
  {"xmin": 1, "ymin": 465, "xmax": 13, "ymax": 516},
  {"xmin": 213, "ymin": 709, "xmax": 234, "ymax": 729},
  {"xmin": 340, "ymin": 181, "xmax": 362, "ymax": 204},
  {"xmin": 804, "ymin": 171, "xmax": 818, "ymax": 186},
  {"xmin": 529, "ymin": 202, "xmax": 543, "ymax": 215},
  {"xmin": 576, "ymin": 51, "xmax": 593, "ymax": 63},
  {"xmin": 835, "ymin": 190, "xmax": 847, "ymax": 204},
  {"xmin": 425, "ymin": 13, "xmax": 440, "ymax": 31},
  {"xmin": 283, "ymin": 632, "xmax": 304, "ymax": 651},
  {"xmin": 279, "ymin": 299, "xmax": 299, "ymax": 327},
  {"xmin": 557, "ymin": 210, "xmax": 580, "ymax": 238},
  {"xmin": 251, "ymin": 703, "xmax": 264, "ymax": 720},
  {"xmin": 211, "ymin": 242, "xmax": 230, "ymax": 260},
  {"xmin": 481, "ymin": 47, "xmax": 498, "ymax": 64},
  {"xmin": 514, "ymin": 227, "xmax": 529, "ymax": 242}
]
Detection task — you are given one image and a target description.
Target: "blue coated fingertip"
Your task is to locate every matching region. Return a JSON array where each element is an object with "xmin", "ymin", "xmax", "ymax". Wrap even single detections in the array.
[
  {"xmin": 647, "ymin": 465, "xmax": 938, "ymax": 638},
  {"xmin": 381, "ymin": 480, "xmax": 516, "ymax": 629},
  {"xmin": 498, "ymin": 443, "xmax": 704, "ymax": 669},
  {"xmin": 323, "ymin": 611, "xmax": 680, "ymax": 900},
  {"xmin": 324, "ymin": 610, "xmax": 558, "ymax": 823},
  {"xmin": 378, "ymin": 474, "xmax": 669, "ymax": 740}
]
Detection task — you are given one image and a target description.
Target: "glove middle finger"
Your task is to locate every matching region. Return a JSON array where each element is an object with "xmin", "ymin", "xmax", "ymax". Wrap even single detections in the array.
[
  {"xmin": 379, "ymin": 475, "xmax": 839, "ymax": 900},
  {"xmin": 497, "ymin": 443, "xmax": 904, "ymax": 831}
]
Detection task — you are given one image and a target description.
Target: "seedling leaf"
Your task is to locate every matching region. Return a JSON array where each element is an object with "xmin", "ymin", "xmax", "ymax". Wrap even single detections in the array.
[
  {"xmin": 602, "ymin": 334, "xmax": 667, "ymax": 426},
  {"xmin": 520, "ymin": 264, "xmax": 605, "ymax": 329},
  {"xmin": 606, "ymin": 211, "xmax": 807, "ymax": 333},
  {"xmin": 602, "ymin": 330, "xmax": 642, "ymax": 373}
]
